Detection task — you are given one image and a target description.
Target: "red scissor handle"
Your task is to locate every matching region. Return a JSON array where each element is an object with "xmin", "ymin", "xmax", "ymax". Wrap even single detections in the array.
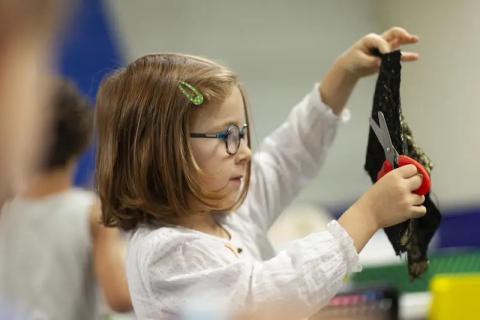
[{"xmin": 377, "ymin": 155, "xmax": 431, "ymax": 196}]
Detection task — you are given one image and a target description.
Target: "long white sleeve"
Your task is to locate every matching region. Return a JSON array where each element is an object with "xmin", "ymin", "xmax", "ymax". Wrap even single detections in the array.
[{"xmin": 239, "ymin": 83, "xmax": 350, "ymax": 233}]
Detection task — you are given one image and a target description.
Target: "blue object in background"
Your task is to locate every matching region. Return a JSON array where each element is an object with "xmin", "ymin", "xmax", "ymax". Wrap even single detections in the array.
[
  {"xmin": 58, "ymin": 0, "xmax": 124, "ymax": 187},
  {"xmin": 437, "ymin": 206, "xmax": 480, "ymax": 249}
]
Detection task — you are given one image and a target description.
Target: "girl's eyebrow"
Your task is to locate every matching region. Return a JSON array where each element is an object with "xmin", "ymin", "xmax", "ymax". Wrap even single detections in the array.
[{"xmin": 208, "ymin": 119, "xmax": 245, "ymax": 132}]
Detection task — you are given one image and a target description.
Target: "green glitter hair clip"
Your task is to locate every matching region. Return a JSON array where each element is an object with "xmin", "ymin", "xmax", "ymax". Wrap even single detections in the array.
[{"xmin": 178, "ymin": 81, "xmax": 204, "ymax": 106}]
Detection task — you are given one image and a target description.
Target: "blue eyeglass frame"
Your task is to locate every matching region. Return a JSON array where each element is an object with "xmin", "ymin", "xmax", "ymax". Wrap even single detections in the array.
[{"xmin": 190, "ymin": 123, "xmax": 248, "ymax": 155}]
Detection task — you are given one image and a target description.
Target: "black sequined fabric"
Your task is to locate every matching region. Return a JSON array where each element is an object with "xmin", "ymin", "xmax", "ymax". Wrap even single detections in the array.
[{"xmin": 364, "ymin": 50, "xmax": 441, "ymax": 279}]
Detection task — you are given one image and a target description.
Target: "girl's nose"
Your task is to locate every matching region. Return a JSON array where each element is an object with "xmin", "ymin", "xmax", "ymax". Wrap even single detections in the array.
[{"xmin": 235, "ymin": 138, "xmax": 251, "ymax": 163}]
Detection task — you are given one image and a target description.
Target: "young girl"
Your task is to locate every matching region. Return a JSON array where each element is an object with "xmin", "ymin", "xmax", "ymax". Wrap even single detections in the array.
[{"xmin": 95, "ymin": 27, "xmax": 425, "ymax": 319}]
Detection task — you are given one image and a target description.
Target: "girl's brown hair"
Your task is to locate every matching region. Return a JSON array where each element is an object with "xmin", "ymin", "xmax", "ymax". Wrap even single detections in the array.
[{"xmin": 95, "ymin": 53, "xmax": 251, "ymax": 231}]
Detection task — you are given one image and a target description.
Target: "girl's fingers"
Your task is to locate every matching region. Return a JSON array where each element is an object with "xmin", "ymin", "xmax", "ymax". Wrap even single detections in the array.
[
  {"xmin": 411, "ymin": 205, "xmax": 427, "ymax": 218},
  {"xmin": 396, "ymin": 164, "xmax": 418, "ymax": 178},
  {"xmin": 388, "ymin": 38, "xmax": 417, "ymax": 51},
  {"xmin": 407, "ymin": 174, "xmax": 423, "ymax": 191},
  {"xmin": 359, "ymin": 51, "xmax": 381, "ymax": 68},
  {"xmin": 382, "ymin": 27, "xmax": 419, "ymax": 44},
  {"xmin": 410, "ymin": 194, "xmax": 426, "ymax": 206},
  {"xmin": 400, "ymin": 51, "xmax": 420, "ymax": 62},
  {"xmin": 362, "ymin": 33, "xmax": 391, "ymax": 54}
]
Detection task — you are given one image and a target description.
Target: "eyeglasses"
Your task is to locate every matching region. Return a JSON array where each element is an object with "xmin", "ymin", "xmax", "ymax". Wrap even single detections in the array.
[{"xmin": 190, "ymin": 123, "xmax": 248, "ymax": 155}]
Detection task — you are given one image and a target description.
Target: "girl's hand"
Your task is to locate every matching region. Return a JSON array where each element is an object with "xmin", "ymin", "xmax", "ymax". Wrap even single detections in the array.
[
  {"xmin": 337, "ymin": 27, "xmax": 419, "ymax": 79},
  {"xmin": 319, "ymin": 27, "xmax": 419, "ymax": 114},
  {"xmin": 338, "ymin": 164, "xmax": 426, "ymax": 253},
  {"xmin": 357, "ymin": 164, "xmax": 426, "ymax": 230}
]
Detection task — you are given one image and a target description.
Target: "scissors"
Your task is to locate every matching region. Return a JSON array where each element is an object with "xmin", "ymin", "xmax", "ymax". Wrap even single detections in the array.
[{"xmin": 369, "ymin": 111, "xmax": 431, "ymax": 196}]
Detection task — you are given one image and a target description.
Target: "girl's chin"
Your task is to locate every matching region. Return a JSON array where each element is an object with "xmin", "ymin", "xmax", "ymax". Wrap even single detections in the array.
[{"xmin": 218, "ymin": 193, "xmax": 241, "ymax": 210}]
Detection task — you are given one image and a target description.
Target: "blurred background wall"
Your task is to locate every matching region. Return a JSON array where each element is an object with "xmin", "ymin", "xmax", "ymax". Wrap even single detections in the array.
[{"xmin": 63, "ymin": 0, "xmax": 480, "ymax": 249}]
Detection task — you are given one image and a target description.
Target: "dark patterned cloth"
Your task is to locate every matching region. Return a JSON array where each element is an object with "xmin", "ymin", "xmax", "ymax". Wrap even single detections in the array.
[{"xmin": 364, "ymin": 50, "xmax": 441, "ymax": 279}]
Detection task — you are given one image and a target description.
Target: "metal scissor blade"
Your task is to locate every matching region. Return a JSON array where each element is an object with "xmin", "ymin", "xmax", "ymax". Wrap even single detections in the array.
[
  {"xmin": 369, "ymin": 116, "xmax": 387, "ymax": 150},
  {"xmin": 377, "ymin": 111, "xmax": 399, "ymax": 166},
  {"xmin": 377, "ymin": 112, "xmax": 395, "ymax": 150}
]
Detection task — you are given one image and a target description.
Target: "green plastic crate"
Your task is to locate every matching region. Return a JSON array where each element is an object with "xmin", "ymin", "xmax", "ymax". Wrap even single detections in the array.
[{"xmin": 352, "ymin": 249, "xmax": 480, "ymax": 293}]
